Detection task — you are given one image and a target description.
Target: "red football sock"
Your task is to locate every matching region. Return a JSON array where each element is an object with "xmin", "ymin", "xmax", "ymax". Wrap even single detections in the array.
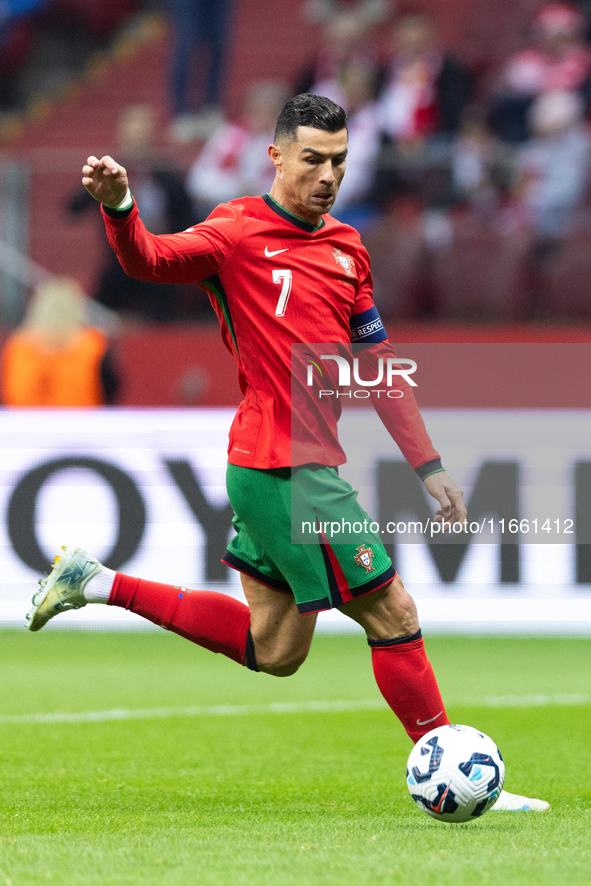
[
  {"xmin": 370, "ymin": 630, "xmax": 450, "ymax": 743},
  {"xmin": 108, "ymin": 573, "xmax": 254, "ymax": 668}
]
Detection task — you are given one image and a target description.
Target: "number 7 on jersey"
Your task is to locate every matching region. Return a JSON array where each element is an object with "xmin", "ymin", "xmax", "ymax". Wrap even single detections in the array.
[{"xmin": 272, "ymin": 269, "xmax": 292, "ymax": 317}]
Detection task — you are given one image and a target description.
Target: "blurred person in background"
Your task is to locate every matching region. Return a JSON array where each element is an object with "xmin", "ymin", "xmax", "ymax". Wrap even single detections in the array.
[
  {"xmin": 369, "ymin": 12, "xmax": 472, "ymax": 213},
  {"xmin": 69, "ymin": 103, "xmax": 198, "ymax": 321},
  {"xmin": 451, "ymin": 107, "xmax": 512, "ymax": 212},
  {"xmin": 303, "ymin": 0, "xmax": 390, "ymax": 27},
  {"xmin": 296, "ymin": 5, "xmax": 381, "ymax": 108},
  {"xmin": 377, "ymin": 12, "xmax": 472, "ymax": 149},
  {"xmin": 491, "ymin": 2, "xmax": 591, "ymax": 143},
  {"xmin": 1, "ymin": 277, "xmax": 118, "ymax": 406},
  {"xmin": 516, "ymin": 89, "xmax": 591, "ymax": 316},
  {"xmin": 167, "ymin": 0, "xmax": 233, "ymax": 141},
  {"xmin": 187, "ymin": 80, "xmax": 289, "ymax": 213},
  {"xmin": 330, "ymin": 64, "xmax": 380, "ymax": 222},
  {"xmin": 518, "ymin": 89, "xmax": 591, "ymax": 241},
  {"xmin": 0, "ymin": 0, "xmax": 137, "ymax": 115}
]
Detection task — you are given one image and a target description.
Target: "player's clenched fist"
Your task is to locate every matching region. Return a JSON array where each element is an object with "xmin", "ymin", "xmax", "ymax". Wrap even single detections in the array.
[{"xmin": 82, "ymin": 155, "xmax": 129, "ymax": 208}]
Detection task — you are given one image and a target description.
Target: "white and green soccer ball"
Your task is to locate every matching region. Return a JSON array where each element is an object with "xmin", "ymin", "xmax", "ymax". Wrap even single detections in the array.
[{"xmin": 406, "ymin": 724, "xmax": 505, "ymax": 823}]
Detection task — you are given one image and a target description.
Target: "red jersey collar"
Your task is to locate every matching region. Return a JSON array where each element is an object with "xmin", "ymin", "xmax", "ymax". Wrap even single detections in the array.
[{"xmin": 263, "ymin": 193, "xmax": 326, "ymax": 234}]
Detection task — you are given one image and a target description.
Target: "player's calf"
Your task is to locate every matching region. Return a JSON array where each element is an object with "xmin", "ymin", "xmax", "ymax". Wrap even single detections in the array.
[
  {"xmin": 240, "ymin": 574, "xmax": 316, "ymax": 677},
  {"xmin": 340, "ymin": 576, "xmax": 449, "ymax": 743}
]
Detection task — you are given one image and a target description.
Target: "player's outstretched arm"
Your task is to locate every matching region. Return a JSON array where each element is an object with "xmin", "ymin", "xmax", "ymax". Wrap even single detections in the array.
[
  {"xmin": 87, "ymin": 153, "xmax": 241, "ymax": 285},
  {"xmin": 82, "ymin": 155, "xmax": 129, "ymax": 208},
  {"xmin": 423, "ymin": 471, "xmax": 467, "ymax": 529}
]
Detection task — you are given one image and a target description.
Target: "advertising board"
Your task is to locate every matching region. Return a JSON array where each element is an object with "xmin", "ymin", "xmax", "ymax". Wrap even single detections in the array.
[{"xmin": 2, "ymin": 408, "xmax": 589, "ymax": 633}]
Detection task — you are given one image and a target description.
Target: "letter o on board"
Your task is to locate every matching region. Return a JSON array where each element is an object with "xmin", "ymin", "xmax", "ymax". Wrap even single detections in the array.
[{"xmin": 7, "ymin": 457, "xmax": 146, "ymax": 573}]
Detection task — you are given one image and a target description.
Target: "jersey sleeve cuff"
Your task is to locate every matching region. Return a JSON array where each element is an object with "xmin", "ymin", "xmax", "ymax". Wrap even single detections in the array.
[
  {"xmin": 415, "ymin": 458, "xmax": 444, "ymax": 481},
  {"xmin": 102, "ymin": 193, "xmax": 134, "ymax": 218}
]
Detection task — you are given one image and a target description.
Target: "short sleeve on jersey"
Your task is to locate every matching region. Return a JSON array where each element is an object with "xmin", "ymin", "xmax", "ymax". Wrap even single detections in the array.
[{"xmin": 350, "ymin": 306, "xmax": 387, "ymax": 343}]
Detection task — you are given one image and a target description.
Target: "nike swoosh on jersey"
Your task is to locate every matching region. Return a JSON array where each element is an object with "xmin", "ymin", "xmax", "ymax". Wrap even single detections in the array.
[
  {"xmin": 264, "ymin": 247, "xmax": 289, "ymax": 257},
  {"xmin": 416, "ymin": 711, "xmax": 444, "ymax": 726}
]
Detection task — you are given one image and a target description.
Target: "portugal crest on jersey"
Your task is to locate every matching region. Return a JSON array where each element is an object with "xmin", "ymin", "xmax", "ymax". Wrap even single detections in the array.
[
  {"xmin": 354, "ymin": 544, "xmax": 376, "ymax": 573},
  {"xmin": 332, "ymin": 247, "xmax": 356, "ymax": 278}
]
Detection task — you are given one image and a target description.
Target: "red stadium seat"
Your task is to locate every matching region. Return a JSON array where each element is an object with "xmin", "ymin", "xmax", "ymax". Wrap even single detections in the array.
[
  {"xmin": 360, "ymin": 203, "xmax": 426, "ymax": 321},
  {"xmin": 431, "ymin": 211, "xmax": 531, "ymax": 320},
  {"xmin": 540, "ymin": 226, "xmax": 591, "ymax": 319}
]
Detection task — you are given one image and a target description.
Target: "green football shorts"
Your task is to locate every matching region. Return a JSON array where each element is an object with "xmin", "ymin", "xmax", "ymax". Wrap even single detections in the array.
[{"xmin": 223, "ymin": 463, "xmax": 395, "ymax": 614}]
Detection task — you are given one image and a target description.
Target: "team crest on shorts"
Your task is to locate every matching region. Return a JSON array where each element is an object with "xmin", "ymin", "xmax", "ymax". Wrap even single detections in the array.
[
  {"xmin": 354, "ymin": 544, "xmax": 376, "ymax": 573},
  {"xmin": 332, "ymin": 247, "xmax": 356, "ymax": 278}
]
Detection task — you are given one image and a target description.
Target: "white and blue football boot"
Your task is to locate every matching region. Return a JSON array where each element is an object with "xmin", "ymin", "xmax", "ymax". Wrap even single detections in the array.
[
  {"xmin": 491, "ymin": 789, "xmax": 550, "ymax": 812},
  {"xmin": 25, "ymin": 546, "xmax": 102, "ymax": 632}
]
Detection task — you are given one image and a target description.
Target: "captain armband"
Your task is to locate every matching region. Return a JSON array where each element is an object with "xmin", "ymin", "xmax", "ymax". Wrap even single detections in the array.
[{"xmin": 349, "ymin": 306, "xmax": 388, "ymax": 344}]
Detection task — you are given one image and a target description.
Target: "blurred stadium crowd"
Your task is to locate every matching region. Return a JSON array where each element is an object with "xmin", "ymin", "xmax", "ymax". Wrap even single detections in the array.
[{"xmin": 2, "ymin": 0, "xmax": 591, "ymax": 404}]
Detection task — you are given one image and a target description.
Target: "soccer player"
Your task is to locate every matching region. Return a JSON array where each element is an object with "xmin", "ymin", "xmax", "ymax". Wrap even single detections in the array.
[{"xmin": 27, "ymin": 94, "xmax": 547, "ymax": 812}]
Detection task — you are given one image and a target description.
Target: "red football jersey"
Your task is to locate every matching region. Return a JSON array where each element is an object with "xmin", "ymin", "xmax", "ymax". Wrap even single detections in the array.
[{"xmin": 102, "ymin": 194, "xmax": 440, "ymax": 472}]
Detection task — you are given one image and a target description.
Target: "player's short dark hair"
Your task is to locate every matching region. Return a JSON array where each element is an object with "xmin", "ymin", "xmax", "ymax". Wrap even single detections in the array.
[{"xmin": 274, "ymin": 93, "xmax": 347, "ymax": 144}]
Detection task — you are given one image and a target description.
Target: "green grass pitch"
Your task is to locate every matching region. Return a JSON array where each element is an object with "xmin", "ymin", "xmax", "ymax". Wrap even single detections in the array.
[{"xmin": 1, "ymin": 630, "xmax": 590, "ymax": 885}]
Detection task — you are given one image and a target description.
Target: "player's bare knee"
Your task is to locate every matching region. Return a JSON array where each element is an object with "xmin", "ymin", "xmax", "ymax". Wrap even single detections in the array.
[
  {"xmin": 257, "ymin": 649, "xmax": 307, "ymax": 677},
  {"xmin": 267, "ymin": 658, "xmax": 304, "ymax": 678},
  {"xmin": 340, "ymin": 574, "xmax": 419, "ymax": 640},
  {"xmin": 251, "ymin": 631, "xmax": 310, "ymax": 676}
]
